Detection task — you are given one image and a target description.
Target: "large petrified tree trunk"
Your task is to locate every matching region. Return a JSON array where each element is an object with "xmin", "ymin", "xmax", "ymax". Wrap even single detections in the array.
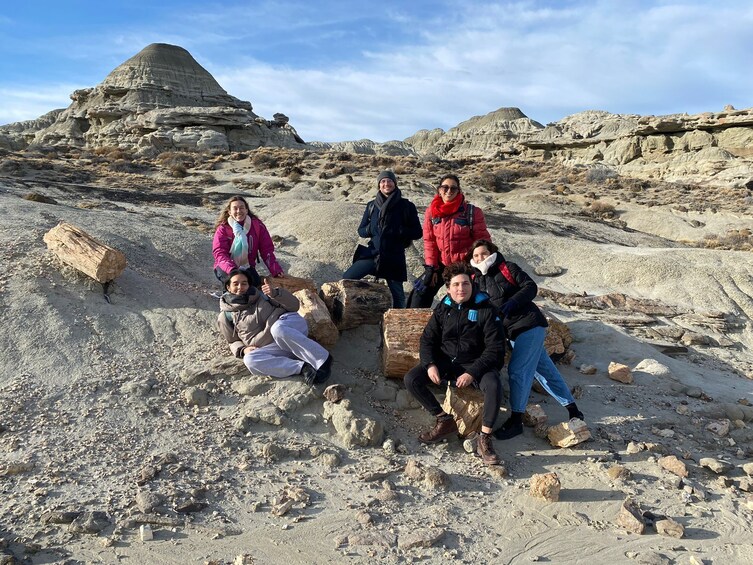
[
  {"xmin": 273, "ymin": 275, "xmax": 316, "ymax": 294},
  {"xmin": 43, "ymin": 222, "xmax": 126, "ymax": 283},
  {"xmin": 319, "ymin": 279, "xmax": 392, "ymax": 330},
  {"xmin": 293, "ymin": 289, "xmax": 339, "ymax": 349},
  {"xmin": 381, "ymin": 308, "xmax": 433, "ymax": 378}
]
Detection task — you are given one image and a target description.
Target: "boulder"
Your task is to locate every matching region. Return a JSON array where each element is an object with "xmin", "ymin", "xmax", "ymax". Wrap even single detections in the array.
[{"xmin": 547, "ymin": 419, "xmax": 591, "ymax": 447}]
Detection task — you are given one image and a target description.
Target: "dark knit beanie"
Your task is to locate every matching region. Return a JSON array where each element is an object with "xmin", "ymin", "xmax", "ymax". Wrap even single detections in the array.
[{"xmin": 377, "ymin": 170, "xmax": 398, "ymax": 188}]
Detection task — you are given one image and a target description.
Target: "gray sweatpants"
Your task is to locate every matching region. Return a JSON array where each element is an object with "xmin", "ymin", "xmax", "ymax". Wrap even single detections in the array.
[{"xmin": 244, "ymin": 313, "xmax": 329, "ymax": 378}]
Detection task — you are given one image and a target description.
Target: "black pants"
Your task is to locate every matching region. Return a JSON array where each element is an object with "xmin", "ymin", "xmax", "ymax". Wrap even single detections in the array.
[
  {"xmin": 407, "ymin": 264, "xmax": 446, "ymax": 308},
  {"xmin": 404, "ymin": 362, "xmax": 502, "ymax": 429}
]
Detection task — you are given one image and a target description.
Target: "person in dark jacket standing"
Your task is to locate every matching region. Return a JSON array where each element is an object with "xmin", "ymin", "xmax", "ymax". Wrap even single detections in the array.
[
  {"xmin": 343, "ymin": 170, "xmax": 423, "ymax": 307},
  {"xmin": 404, "ymin": 262, "xmax": 505, "ymax": 465},
  {"xmin": 408, "ymin": 174, "xmax": 491, "ymax": 308},
  {"xmin": 467, "ymin": 239, "xmax": 584, "ymax": 440}
]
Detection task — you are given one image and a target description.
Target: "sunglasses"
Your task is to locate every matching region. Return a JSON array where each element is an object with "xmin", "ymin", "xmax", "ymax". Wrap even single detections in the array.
[{"xmin": 439, "ymin": 185, "xmax": 459, "ymax": 193}]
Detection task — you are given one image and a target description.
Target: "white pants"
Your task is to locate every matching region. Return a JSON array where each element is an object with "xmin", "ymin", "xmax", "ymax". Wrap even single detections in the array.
[{"xmin": 244, "ymin": 313, "xmax": 329, "ymax": 378}]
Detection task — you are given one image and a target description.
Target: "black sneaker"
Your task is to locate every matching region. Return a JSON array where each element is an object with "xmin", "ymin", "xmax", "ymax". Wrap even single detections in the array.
[
  {"xmin": 301, "ymin": 363, "xmax": 318, "ymax": 386},
  {"xmin": 493, "ymin": 417, "xmax": 523, "ymax": 440},
  {"xmin": 313, "ymin": 354, "xmax": 333, "ymax": 385}
]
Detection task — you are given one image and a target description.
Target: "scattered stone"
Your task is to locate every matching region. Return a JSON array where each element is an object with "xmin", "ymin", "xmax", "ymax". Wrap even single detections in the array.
[
  {"xmin": 658, "ymin": 455, "xmax": 688, "ymax": 478},
  {"xmin": 0, "ymin": 461, "xmax": 34, "ymax": 476},
  {"xmin": 523, "ymin": 404, "xmax": 547, "ymax": 427},
  {"xmin": 69, "ymin": 512, "xmax": 110, "ymax": 534},
  {"xmin": 633, "ymin": 359, "xmax": 673, "ymax": 378},
  {"xmin": 607, "ymin": 464, "xmax": 632, "ymax": 481},
  {"xmin": 184, "ymin": 386, "xmax": 209, "ymax": 407},
  {"xmin": 486, "ymin": 464, "xmax": 508, "ymax": 480},
  {"xmin": 699, "ymin": 457, "xmax": 732, "ymax": 474},
  {"xmin": 175, "ymin": 501, "xmax": 208, "ymax": 514},
  {"xmin": 743, "ymin": 462, "xmax": 753, "ymax": 476},
  {"xmin": 608, "ymin": 362, "xmax": 633, "ymax": 384},
  {"xmin": 530, "ymin": 472, "xmax": 561, "ymax": 502},
  {"xmin": 571, "ymin": 384, "xmax": 583, "ymax": 399},
  {"xmin": 534, "ymin": 264, "xmax": 563, "ymax": 277},
  {"xmin": 626, "ymin": 441, "xmax": 645, "ymax": 454},
  {"xmin": 234, "ymin": 555, "xmax": 255, "ymax": 565},
  {"xmin": 423, "ymin": 466, "xmax": 450, "ymax": 491},
  {"xmin": 348, "ymin": 531, "xmax": 397, "ymax": 548},
  {"xmin": 317, "ymin": 452, "xmax": 341, "ymax": 468},
  {"xmin": 355, "ymin": 510, "xmax": 372, "ymax": 525},
  {"xmin": 676, "ymin": 404, "xmax": 691, "ymax": 416},
  {"xmin": 716, "ymin": 476, "xmax": 734, "ymax": 488},
  {"xmin": 616, "ymin": 498, "xmax": 645, "ymax": 534},
  {"xmin": 323, "ymin": 384, "xmax": 346, "ymax": 403},
  {"xmin": 322, "ymin": 399, "xmax": 384, "ymax": 448},
  {"xmin": 706, "ymin": 420, "xmax": 730, "ymax": 437},
  {"xmin": 655, "ymin": 518, "xmax": 684, "ymax": 538},
  {"xmin": 739, "ymin": 478, "xmax": 753, "ymax": 492},
  {"xmin": 404, "ymin": 459, "xmax": 424, "ymax": 481},
  {"xmin": 232, "ymin": 378, "xmax": 272, "ymax": 396},
  {"xmin": 139, "ymin": 524, "xmax": 154, "ymax": 541},
  {"xmin": 397, "ymin": 528, "xmax": 445, "ymax": 550},
  {"xmin": 653, "ymin": 427, "xmax": 675, "ymax": 438},
  {"xmin": 578, "ymin": 364, "xmax": 597, "ymax": 375},
  {"xmin": 135, "ymin": 491, "xmax": 164, "ymax": 514},
  {"xmin": 685, "ymin": 387, "xmax": 704, "ymax": 398},
  {"xmin": 547, "ymin": 419, "xmax": 591, "ymax": 447},
  {"xmin": 41, "ymin": 511, "xmax": 81, "ymax": 524}
]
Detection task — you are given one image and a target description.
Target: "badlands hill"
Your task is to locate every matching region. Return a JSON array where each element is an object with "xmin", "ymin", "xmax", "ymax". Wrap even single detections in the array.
[{"xmin": 0, "ymin": 43, "xmax": 752, "ymax": 564}]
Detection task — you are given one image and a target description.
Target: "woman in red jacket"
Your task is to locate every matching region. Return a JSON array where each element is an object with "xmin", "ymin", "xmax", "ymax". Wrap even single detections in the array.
[
  {"xmin": 408, "ymin": 174, "xmax": 491, "ymax": 307},
  {"xmin": 212, "ymin": 195, "xmax": 284, "ymax": 284}
]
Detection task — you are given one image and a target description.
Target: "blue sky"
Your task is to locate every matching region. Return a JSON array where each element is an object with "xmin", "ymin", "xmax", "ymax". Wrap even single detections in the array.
[{"xmin": 1, "ymin": 1, "xmax": 751, "ymax": 142}]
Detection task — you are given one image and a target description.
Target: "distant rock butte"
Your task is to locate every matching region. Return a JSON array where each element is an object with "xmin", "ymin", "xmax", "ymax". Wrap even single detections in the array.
[{"xmin": 0, "ymin": 43, "xmax": 304, "ymax": 154}]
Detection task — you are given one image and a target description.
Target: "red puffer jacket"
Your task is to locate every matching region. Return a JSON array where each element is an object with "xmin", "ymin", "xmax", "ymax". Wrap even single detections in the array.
[{"xmin": 422, "ymin": 200, "xmax": 491, "ymax": 268}]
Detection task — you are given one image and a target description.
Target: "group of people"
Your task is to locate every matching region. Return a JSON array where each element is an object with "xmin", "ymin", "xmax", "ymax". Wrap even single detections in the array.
[{"xmin": 211, "ymin": 171, "xmax": 583, "ymax": 465}]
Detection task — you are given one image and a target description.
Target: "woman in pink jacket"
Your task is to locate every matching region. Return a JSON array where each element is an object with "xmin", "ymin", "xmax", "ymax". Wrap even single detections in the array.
[
  {"xmin": 408, "ymin": 174, "xmax": 491, "ymax": 307},
  {"xmin": 212, "ymin": 195, "xmax": 284, "ymax": 284}
]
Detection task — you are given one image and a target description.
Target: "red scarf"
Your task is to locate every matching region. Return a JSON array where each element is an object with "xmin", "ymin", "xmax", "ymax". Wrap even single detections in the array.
[{"xmin": 429, "ymin": 193, "xmax": 464, "ymax": 219}]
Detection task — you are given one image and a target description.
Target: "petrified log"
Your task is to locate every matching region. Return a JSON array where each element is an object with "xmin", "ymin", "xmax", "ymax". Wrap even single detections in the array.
[
  {"xmin": 273, "ymin": 275, "xmax": 317, "ymax": 294},
  {"xmin": 381, "ymin": 308, "xmax": 433, "ymax": 378},
  {"xmin": 319, "ymin": 279, "xmax": 392, "ymax": 330},
  {"xmin": 293, "ymin": 289, "xmax": 339, "ymax": 349},
  {"xmin": 43, "ymin": 222, "xmax": 126, "ymax": 283}
]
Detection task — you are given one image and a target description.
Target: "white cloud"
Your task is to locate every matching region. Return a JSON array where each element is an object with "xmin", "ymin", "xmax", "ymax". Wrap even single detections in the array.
[{"xmin": 0, "ymin": 85, "xmax": 78, "ymax": 126}]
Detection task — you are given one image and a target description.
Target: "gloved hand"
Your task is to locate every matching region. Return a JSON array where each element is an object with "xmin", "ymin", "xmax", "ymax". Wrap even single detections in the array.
[
  {"xmin": 413, "ymin": 265, "xmax": 437, "ymax": 294},
  {"xmin": 500, "ymin": 299, "xmax": 518, "ymax": 318}
]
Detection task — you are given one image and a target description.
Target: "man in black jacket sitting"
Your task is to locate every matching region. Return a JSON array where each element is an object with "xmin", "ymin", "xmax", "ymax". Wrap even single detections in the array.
[{"xmin": 404, "ymin": 262, "xmax": 505, "ymax": 465}]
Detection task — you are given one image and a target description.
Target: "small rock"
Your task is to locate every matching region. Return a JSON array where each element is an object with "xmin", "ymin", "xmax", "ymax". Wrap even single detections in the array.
[
  {"xmin": 655, "ymin": 518, "xmax": 684, "ymax": 538},
  {"xmin": 317, "ymin": 452, "xmax": 341, "ymax": 468},
  {"xmin": 742, "ymin": 462, "xmax": 753, "ymax": 476},
  {"xmin": 523, "ymin": 404, "xmax": 547, "ymax": 427},
  {"xmin": 633, "ymin": 359, "xmax": 672, "ymax": 378},
  {"xmin": 658, "ymin": 455, "xmax": 688, "ymax": 478},
  {"xmin": 355, "ymin": 510, "xmax": 372, "ymax": 525},
  {"xmin": 626, "ymin": 441, "xmax": 645, "ymax": 454},
  {"xmin": 685, "ymin": 387, "xmax": 704, "ymax": 398},
  {"xmin": 578, "ymin": 364, "xmax": 597, "ymax": 375},
  {"xmin": 423, "ymin": 466, "xmax": 449, "ymax": 491},
  {"xmin": 184, "ymin": 387, "xmax": 209, "ymax": 407},
  {"xmin": 348, "ymin": 531, "xmax": 397, "ymax": 548},
  {"xmin": 607, "ymin": 464, "xmax": 631, "ymax": 481},
  {"xmin": 739, "ymin": 478, "xmax": 753, "ymax": 492},
  {"xmin": 615, "ymin": 498, "xmax": 645, "ymax": 534},
  {"xmin": 69, "ymin": 512, "xmax": 110, "ymax": 534},
  {"xmin": 547, "ymin": 419, "xmax": 591, "ymax": 447},
  {"xmin": 571, "ymin": 385, "xmax": 583, "ymax": 399},
  {"xmin": 706, "ymin": 420, "xmax": 730, "ymax": 437},
  {"xmin": 139, "ymin": 524, "xmax": 154, "ymax": 541},
  {"xmin": 323, "ymin": 384, "xmax": 346, "ymax": 403},
  {"xmin": 234, "ymin": 555, "xmax": 255, "ymax": 565},
  {"xmin": 676, "ymin": 404, "xmax": 690, "ymax": 416},
  {"xmin": 404, "ymin": 459, "xmax": 424, "ymax": 481},
  {"xmin": 699, "ymin": 457, "xmax": 732, "ymax": 474},
  {"xmin": 534, "ymin": 264, "xmax": 563, "ymax": 277},
  {"xmin": 530, "ymin": 472, "xmax": 561, "ymax": 502},
  {"xmin": 135, "ymin": 491, "xmax": 163, "ymax": 514},
  {"xmin": 398, "ymin": 528, "xmax": 445, "ymax": 550},
  {"xmin": 608, "ymin": 362, "xmax": 633, "ymax": 384}
]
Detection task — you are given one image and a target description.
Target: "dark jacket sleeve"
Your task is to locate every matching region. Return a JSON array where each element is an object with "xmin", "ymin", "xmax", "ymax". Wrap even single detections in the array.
[
  {"xmin": 419, "ymin": 309, "xmax": 443, "ymax": 368},
  {"xmin": 403, "ymin": 201, "xmax": 423, "ymax": 243},
  {"xmin": 505, "ymin": 262, "xmax": 538, "ymax": 310},
  {"xmin": 356, "ymin": 202, "xmax": 373, "ymax": 239},
  {"xmin": 465, "ymin": 308, "xmax": 506, "ymax": 379}
]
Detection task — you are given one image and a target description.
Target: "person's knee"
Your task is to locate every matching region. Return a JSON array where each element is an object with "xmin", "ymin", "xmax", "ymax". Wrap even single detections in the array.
[{"xmin": 404, "ymin": 366, "xmax": 425, "ymax": 390}]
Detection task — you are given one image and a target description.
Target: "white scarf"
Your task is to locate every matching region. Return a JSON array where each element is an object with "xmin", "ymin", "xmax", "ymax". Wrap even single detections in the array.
[
  {"xmin": 228, "ymin": 216, "xmax": 252, "ymax": 267},
  {"xmin": 470, "ymin": 252, "xmax": 498, "ymax": 276}
]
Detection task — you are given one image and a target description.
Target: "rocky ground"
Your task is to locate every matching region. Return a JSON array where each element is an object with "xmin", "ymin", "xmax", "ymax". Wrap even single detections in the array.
[{"xmin": 1, "ymin": 147, "xmax": 752, "ymax": 565}]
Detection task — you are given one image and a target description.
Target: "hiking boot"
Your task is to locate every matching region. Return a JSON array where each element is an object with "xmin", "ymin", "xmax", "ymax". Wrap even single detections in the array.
[
  {"xmin": 566, "ymin": 402, "xmax": 585, "ymax": 421},
  {"xmin": 476, "ymin": 432, "xmax": 501, "ymax": 466},
  {"xmin": 418, "ymin": 415, "xmax": 458, "ymax": 444},
  {"xmin": 300, "ymin": 363, "xmax": 318, "ymax": 386},
  {"xmin": 493, "ymin": 416, "xmax": 523, "ymax": 440},
  {"xmin": 313, "ymin": 354, "xmax": 333, "ymax": 385}
]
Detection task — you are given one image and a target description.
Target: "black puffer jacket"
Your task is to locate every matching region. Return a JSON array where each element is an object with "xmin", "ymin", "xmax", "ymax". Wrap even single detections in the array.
[
  {"xmin": 419, "ymin": 290, "xmax": 505, "ymax": 380},
  {"xmin": 472, "ymin": 253, "xmax": 548, "ymax": 340}
]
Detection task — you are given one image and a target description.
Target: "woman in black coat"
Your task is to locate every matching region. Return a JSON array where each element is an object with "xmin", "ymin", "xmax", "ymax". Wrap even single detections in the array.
[
  {"xmin": 467, "ymin": 239, "xmax": 584, "ymax": 440},
  {"xmin": 343, "ymin": 170, "xmax": 423, "ymax": 307}
]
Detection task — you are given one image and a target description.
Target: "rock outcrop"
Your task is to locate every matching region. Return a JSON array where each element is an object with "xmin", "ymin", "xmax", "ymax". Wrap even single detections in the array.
[{"xmin": 0, "ymin": 43, "xmax": 305, "ymax": 154}]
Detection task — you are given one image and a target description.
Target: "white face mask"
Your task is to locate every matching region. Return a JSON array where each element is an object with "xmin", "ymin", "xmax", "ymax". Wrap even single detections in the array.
[{"xmin": 470, "ymin": 252, "xmax": 498, "ymax": 275}]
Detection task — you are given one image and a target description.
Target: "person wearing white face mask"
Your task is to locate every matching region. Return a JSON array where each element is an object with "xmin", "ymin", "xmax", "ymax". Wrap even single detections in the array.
[
  {"xmin": 467, "ymin": 239, "xmax": 584, "ymax": 440},
  {"xmin": 212, "ymin": 195, "xmax": 285, "ymax": 285}
]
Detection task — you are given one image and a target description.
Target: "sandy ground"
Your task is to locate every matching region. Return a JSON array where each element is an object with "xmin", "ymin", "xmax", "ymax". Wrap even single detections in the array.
[{"xmin": 1, "ymin": 149, "xmax": 752, "ymax": 565}]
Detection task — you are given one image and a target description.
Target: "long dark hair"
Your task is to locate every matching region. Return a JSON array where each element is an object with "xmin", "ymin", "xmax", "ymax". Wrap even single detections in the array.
[
  {"xmin": 214, "ymin": 195, "xmax": 257, "ymax": 229},
  {"xmin": 465, "ymin": 239, "xmax": 499, "ymax": 263}
]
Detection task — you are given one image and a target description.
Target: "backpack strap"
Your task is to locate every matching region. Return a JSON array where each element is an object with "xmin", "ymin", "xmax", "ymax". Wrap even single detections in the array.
[{"xmin": 498, "ymin": 262, "xmax": 517, "ymax": 287}]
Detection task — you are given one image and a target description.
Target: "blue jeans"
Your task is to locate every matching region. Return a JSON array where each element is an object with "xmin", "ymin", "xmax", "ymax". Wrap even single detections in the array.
[
  {"xmin": 507, "ymin": 325, "xmax": 575, "ymax": 412},
  {"xmin": 343, "ymin": 258, "xmax": 405, "ymax": 308}
]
